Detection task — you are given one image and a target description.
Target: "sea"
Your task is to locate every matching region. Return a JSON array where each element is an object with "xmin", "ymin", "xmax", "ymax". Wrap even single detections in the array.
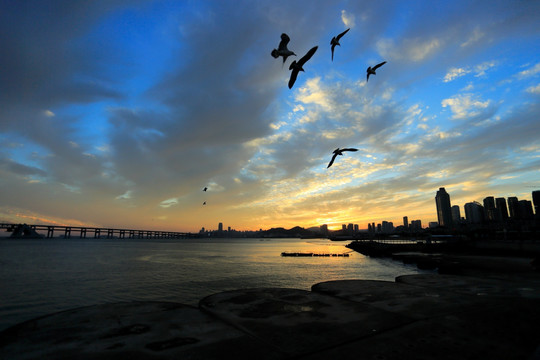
[{"xmin": 0, "ymin": 237, "xmax": 434, "ymax": 331}]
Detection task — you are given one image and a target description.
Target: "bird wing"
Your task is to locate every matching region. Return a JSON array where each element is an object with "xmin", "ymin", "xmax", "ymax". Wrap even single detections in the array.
[
  {"xmin": 373, "ymin": 61, "xmax": 386, "ymax": 70},
  {"xmin": 342, "ymin": 148, "xmax": 358, "ymax": 152},
  {"xmin": 288, "ymin": 68, "xmax": 299, "ymax": 89},
  {"xmin": 327, "ymin": 153, "xmax": 338, "ymax": 168},
  {"xmin": 366, "ymin": 72, "xmax": 370, "ymax": 82},
  {"xmin": 336, "ymin": 28, "xmax": 350, "ymax": 41},
  {"xmin": 298, "ymin": 46, "xmax": 318, "ymax": 66},
  {"xmin": 278, "ymin": 33, "xmax": 290, "ymax": 51},
  {"xmin": 331, "ymin": 44, "xmax": 336, "ymax": 61}
]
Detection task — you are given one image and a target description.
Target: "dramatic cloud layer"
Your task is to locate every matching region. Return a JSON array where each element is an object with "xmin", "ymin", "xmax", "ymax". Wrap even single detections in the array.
[{"xmin": 1, "ymin": 0, "xmax": 539, "ymax": 232}]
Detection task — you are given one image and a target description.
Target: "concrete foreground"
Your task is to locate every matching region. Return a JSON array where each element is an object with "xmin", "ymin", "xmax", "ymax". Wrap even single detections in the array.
[{"xmin": 1, "ymin": 257, "xmax": 540, "ymax": 359}]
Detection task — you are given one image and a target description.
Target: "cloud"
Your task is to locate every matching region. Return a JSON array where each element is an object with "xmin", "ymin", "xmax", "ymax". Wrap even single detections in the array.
[
  {"xmin": 526, "ymin": 84, "xmax": 540, "ymax": 94},
  {"xmin": 341, "ymin": 10, "xmax": 355, "ymax": 28},
  {"xmin": 461, "ymin": 28, "xmax": 485, "ymax": 48},
  {"xmin": 441, "ymin": 94, "xmax": 492, "ymax": 120},
  {"xmin": 517, "ymin": 62, "xmax": 540, "ymax": 80},
  {"xmin": 444, "ymin": 67, "xmax": 471, "ymax": 82}
]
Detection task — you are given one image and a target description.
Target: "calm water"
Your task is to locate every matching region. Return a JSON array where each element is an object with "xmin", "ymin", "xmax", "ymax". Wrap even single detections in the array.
[{"xmin": 0, "ymin": 237, "xmax": 432, "ymax": 331}]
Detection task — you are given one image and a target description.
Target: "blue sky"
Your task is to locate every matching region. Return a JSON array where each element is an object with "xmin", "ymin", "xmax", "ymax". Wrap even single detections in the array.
[{"xmin": 1, "ymin": 0, "xmax": 539, "ymax": 232}]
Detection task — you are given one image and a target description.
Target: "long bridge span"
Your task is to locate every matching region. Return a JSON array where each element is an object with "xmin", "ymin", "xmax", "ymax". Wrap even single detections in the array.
[{"xmin": 1, "ymin": 223, "xmax": 198, "ymax": 239}]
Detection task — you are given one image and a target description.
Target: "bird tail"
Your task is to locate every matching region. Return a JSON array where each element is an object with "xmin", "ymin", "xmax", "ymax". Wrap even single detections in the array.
[{"xmin": 271, "ymin": 49, "xmax": 279, "ymax": 58}]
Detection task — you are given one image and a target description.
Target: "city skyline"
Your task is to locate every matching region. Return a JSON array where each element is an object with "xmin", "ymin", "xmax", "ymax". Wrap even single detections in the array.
[{"xmin": 1, "ymin": 1, "xmax": 540, "ymax": 232}]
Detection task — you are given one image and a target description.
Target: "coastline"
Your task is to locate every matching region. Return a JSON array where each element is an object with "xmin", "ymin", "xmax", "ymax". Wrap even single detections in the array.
[{"xmin": 1, "ymin": 246, "xmax": 540, "ymax": 359}]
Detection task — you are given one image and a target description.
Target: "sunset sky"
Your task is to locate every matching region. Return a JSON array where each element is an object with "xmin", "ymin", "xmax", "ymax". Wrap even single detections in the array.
[{"xmin": 1, "ymin": 0, "xmax": 539, "ymax": 232}]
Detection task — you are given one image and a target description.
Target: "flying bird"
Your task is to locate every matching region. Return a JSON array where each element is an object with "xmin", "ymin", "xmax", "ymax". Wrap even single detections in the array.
[
  {"xmin": 203, "ymin": 201, "xmax": 206, "ymax": 205},
  {"xmin": 203, "ymin": 187, "xmax": 207, "ymax": 192},
  {"xmin": 288, "ymin": 46, "xmax": 318, "ymax": 89},
  {"xmin": 327, "ymin": 148, "xmax": 358, "ymax": 168},
  {"xmin": 366, "ymin": 61, "xmax": 386, "ymax": 82},
  {"xmin": 330, "ymin": 28, "xmax": 350, "ymax": 61},
  {"xmin": 271, "ymin": 33, "xmax": 296, "ymax": 64}
]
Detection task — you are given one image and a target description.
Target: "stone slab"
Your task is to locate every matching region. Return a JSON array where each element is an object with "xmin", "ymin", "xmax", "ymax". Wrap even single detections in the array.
[
  {"xmin": 0, "ymin": 301, "xmax": 281, "ymax": 360},
  {"xmin": 199, "ymin": 287, "xmax": 411, "ymax": 357},
  {"xmin": 311, "ymin": 279, "xmax": 487, "ymax": 319},
  {"xmin": 302, "ymin": 297, "xmax": 540, "ymax": 360},
  {"xmin": 396, "ymin": 273, "xmax": 540, "ymax": 298}
]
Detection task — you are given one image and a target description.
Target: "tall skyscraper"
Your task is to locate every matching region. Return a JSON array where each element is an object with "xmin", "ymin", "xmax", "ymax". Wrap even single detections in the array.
[
  {"xmin": 495, "ymin": 197, "xmax": 509, "ymax": 220},
  {"xmin": 483, "ymin": 196, "xmax": 496, "ymax": 221},
  {"xmin": 518, "ymin": 200, "xmax": 534, "ymax": 220},
  {"xmin": 508, "ymin": 197, "xmax": 519, "ymax": 218},
  {"xmin": 533, "ymin": 190, "xmax": 540, "ymax": 216},
  {"xmin": 403, "ymin": 216, "xmax": 408, "ymax": 229},
  {"xmin": 435, "ymin": 187, "xmax": 453, "ymax": 227},
  {"xmin": 451, "ymin": 205, "xmax": 461, "ymax": 223},
  {"xmin": 218, "ymin": 222, "xmax": 223, "ymax": 232},
  {"xmin": 464, "ymin": 201, "xmax": 484, "ymax": 224}
]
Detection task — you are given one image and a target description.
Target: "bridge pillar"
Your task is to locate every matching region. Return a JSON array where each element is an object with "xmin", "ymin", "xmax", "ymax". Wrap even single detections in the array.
[
  {"xmin": 107, "ymin": 229, "xmax": 114, "ymax": 239},
  {"xmin": 80, "ymin": 228, "xmax": 87, "ymax": 238},
  {"xmin": 94, "ymin": 229, "xmax": 101, "ymax": 238},
  {"xmin": 64, "ymin": 227, "xmax": 71, "ymax": 239},
  {"xmin": 47, "ymin": 226, "xmax": 54, "ymax": 238}
]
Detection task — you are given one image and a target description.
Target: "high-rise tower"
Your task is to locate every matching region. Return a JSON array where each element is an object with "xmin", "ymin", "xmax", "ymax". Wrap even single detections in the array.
[
  {"xmin": 435, "ymin": 187, "xmax": 453, "ymax": 228},
  {"xmin": 533, "ymin": 190, "xmax": 540, "ymax": 216},
  {"xmin": 495, "ymin": 197, "xmax": 509, "ymax": 220}
]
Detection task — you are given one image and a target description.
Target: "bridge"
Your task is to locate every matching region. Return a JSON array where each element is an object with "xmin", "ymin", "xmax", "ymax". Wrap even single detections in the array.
[{"xmin": 0, "ymin": 223, "xmax": 197, "ymax": 239}]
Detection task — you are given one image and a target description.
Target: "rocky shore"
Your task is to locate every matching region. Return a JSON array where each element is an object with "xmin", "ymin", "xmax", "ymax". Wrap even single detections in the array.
[{"xmin": 1, "ymin": 250, "xmax": 540, "ymax": 360}]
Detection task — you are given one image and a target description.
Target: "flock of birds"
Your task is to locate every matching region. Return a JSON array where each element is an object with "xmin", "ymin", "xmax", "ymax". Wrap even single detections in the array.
[
  {"xmin": 271, "ymin": 29, "xmax": 387, "ymax": 169},
  {"xmin": 203, "ymin": 28, "xmax": 387, "ymax": 205}
]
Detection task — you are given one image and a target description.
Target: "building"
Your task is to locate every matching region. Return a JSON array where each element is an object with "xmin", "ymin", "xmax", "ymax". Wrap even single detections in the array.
[
  {"xmin": 483, "ymin": 196, "xmax": 497, "ymax": 221},
  {"xmin": 218, "ymin": 222, "xmax": 223, "ymax": 232},
  {"xmin": 495, "ymin": 197, "xmax": 509, "ymax": 220},
  {"xmin": 532, "ymin": 190, "xmax": 540, "ymax": 216},
  {"xmin": 320, "ymin": 224, "xmax": 328, "ymax": 235},
  {"xmin": 518, "ymin": 200, "xmax": 534, "ymax": 220},
  {"xmin": 508, "ymin": 197, "xmax": 519, "ymax": 218},
  {"xmin": 465, "ymin": 201, "xmax": 484, "ymax": 224},
  {"xmin": 403, "ymin": 216, "xmax": 408, "ymax": 229},
  {"xmin": 410, "ymin": 220, "xmax": 422, "ymax": 231},
  {"xmin": 435, "ymin": 187, "xmax": 453, "ymax": 228},
  {"xmin": 451, "ymin": 205, "xmax": 461, "ymax": 224}
]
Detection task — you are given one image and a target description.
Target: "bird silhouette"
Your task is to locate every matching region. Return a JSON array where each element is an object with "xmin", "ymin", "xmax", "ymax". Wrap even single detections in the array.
[
  {"xmin": 271, "ymin": 33, "xmax": 296, "ymax": 64},
  {"xmin": 330, "ymin": 28, "xmax": 350, "ymax": 61},
  {"xmin": 203, "ymin": 201, "xmax": 206, "ymax": 205},
  {"xmin": 288, "ymin": 46, "xmax": 318, "ymax": 89},
  {"xmin": 367, "ymin": 61, "xmax": 386, "ymax": 82},
  {"xmin": 203, "ymin": 187, "xmax": 207, "ymax": 192},
  {"xmin": 327, "ymin": 148, "xmax": 358, "ymax": 168}
]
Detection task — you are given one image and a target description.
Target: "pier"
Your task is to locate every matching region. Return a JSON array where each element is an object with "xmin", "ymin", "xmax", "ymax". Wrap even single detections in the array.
[{"xmin": 0, "ymin": 223, "xmax": 197, "ymax": 239}]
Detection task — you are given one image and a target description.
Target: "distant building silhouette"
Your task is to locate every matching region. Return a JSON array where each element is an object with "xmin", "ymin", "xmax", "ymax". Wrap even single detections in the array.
[
  {"xmin": 465, "ymin": 201, "xmax": 484, "ymax": 224},
  {"xmin": 532, "ymin": 190, "xmax": 540, "ymax": 216},
  {"xmin": 403, "ymin": 216, "xmax": 408, "ymax": 229},
  {"xmin": 495, "ymin": 197, "xmax": 509, "ymax": 220},
  {"xmin": 518, "ymin": 200, "xmax": 534, "ymax": 220},
  {"xmin": 410, "ymin": 219, "xmax": 422, "ymax": 230},
  {"xmin": 508, "ymin": 197, "xmax": 519, "ymax": 218},
  {"xmin": 451, "ymin": 205, "xmax": 461, "ymax": 224},
  {"xmin": 483, "ymin": 196, "xmax": 497, "ymax": 221},
  {"xmin": 435, "ymin": 187, "xmax": 453, "ymax": 227}
]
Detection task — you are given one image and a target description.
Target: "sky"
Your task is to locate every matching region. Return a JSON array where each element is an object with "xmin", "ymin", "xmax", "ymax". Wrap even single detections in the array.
[{"xmin": 1, "ymin": 0, "xmax": 540, "ymax": 233}]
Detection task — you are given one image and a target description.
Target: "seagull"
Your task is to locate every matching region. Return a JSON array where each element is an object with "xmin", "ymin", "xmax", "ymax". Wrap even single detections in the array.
[
  {"xmin": 366, "ymin": 61, "xmax": 386, "ymax": 82},
  {"xmin": 288, "ymin": 46, "xmax": 318, "ymax": 89},
  {"xmin": 327, "ymin": 148, "xmax": 358, "ymax": 168},
  {"xmin": 203, "ymin": 187, "xmax": 207, "ymax": 192},
  {"xmin": 330, "ymin": 28, "xmax": 350, "ymax": 61},
  {"xmin": 271, "ymin": 33, "xmax": 296, "ymax": 64}
]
